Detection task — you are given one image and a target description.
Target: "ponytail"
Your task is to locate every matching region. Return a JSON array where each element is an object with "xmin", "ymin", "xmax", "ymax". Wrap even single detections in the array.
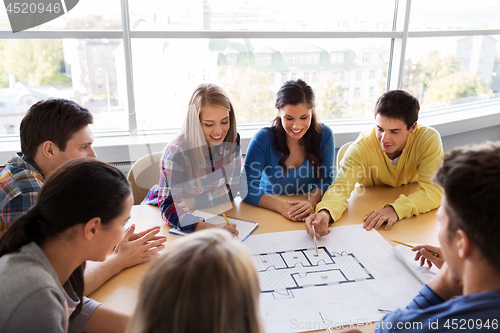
[{"xmin": 0, "ymin": 205, "xmax": 46, "ymax": 257}]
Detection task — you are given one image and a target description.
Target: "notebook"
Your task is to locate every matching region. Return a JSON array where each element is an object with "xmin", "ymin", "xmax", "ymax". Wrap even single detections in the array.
[
  {"xmin": 168, "ymin": 210, "xmax": 259, "ymax": 241},
  {"xmin": 393, "ymin": 244, "xmax": 439, "ymax": 284}
]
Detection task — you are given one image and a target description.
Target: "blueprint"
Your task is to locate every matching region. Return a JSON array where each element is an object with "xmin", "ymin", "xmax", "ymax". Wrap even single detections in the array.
[{"xmin": 244, "ymin": 226, "xmax": 424, "ymax": 333}]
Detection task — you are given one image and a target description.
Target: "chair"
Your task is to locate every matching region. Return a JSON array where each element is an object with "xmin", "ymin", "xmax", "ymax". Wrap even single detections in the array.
[
  {"xmin": 127, "ymin": 152, "xmax": 163, "ymax": 205},
  {"xmin": 336, "ymin": 141, "xmax": 353, "ymax": 171}
]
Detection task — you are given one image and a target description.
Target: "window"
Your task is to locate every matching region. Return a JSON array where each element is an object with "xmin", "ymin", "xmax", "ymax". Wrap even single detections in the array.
[
  {"xmin": 404, "ymin": 35, "xmax": 500, "ymax": 111},
  {"xmin": 226, "ymin": 54, "xmax": 237, "ymax": 66},
  {"xmin": 0, "ymin": 0, "xmax": 498, "ymax": 136},
  {"xmin": 256, "ymin": 54, "xmax": 272, "ymax": 66},
  {"xmin": 330, "ymin": 52, "xmax": 345, "ymax": 64},
  {"xmin": 291, "ymin": 73, "xmax": 296, "ymax": 80},
  {"xmin": 354, "ymin": 87, "xmax": 361, "ymax": 98}
]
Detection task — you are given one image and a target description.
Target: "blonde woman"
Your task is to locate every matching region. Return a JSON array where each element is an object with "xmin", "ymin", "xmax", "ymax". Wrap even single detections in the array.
[
  {"xmin": 127, "ymin": 229, "xmax": 264, "ymax": 333},
  {"xmin": 143, "ymin": 84, "xmax": 240, "ymax": 235}
]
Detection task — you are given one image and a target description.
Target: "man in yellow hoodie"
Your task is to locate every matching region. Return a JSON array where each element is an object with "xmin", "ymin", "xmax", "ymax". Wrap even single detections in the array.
[{"xmin": 306, "ymin": 90, "xmax": 443, "ymax": 236}]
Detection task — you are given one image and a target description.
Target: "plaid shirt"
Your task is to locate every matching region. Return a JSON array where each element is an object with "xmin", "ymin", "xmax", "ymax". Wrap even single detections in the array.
[
  {"xmin": 0, "ymin": 153, "xmax": 44, "ymax": 234},
  {"xmin": 143, "ymin": 134, "xmax": 241, "ymax": 232}
]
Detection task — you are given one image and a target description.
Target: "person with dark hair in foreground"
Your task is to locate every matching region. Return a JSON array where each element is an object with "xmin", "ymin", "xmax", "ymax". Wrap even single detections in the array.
[
  {"xmin": 0, "ymin": 159, "xmax": 132, "ymax": 332},
  {"xmin": 0, "ymin": 99, "xmax": 166, "ymax": 295},
  {"xmin": 243, "ymin": 79, "xmax": 334, "ymax": 222},
  {"xmin": 306, "ymin": 90, "xmax": 443, "ymax": 235},
  {"xmin": 343, "ymin": 141, "xmax": 500, "ymax": 333}
]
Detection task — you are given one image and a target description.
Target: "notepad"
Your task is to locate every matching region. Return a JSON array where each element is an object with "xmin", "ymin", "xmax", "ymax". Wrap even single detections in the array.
[
  {"xmin": 393, "ymin": 244, "xmax": 439, "ymax": 284},
  {"xmin": 168, "ymin": 210, "xmax": 259, "ymax": 241}
]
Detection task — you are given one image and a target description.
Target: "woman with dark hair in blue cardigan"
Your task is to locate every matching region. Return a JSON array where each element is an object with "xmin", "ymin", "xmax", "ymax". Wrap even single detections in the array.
[{"xmin": 242, "ymin": 79, "xmax": 334, "ymax": 222}]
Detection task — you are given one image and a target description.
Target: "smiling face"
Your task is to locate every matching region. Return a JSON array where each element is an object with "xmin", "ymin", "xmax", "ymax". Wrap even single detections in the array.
[
  {"xmin": 279, "ymin": 103, "xmax": 312, "ymax": 142},
  {"xmin": 375, "ymin": 115, "xmax": 416, "ymax": 160},
  {"xmin": 200, "ymin": 105, "xmax": 231, "ymax": 146}
]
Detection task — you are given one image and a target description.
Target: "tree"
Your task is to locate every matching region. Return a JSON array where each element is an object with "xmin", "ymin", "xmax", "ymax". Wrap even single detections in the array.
[
  {"xmin": 315, "ymin": 78, "xmax": 347, "ymax": 119},
  {"xmin": 424, "ymin": 72, "xmax": 492, "ymax": 106},
  {"xmin": 218, "ymin": 66, "xmax": 275, "ymax": 123},
  {"xmin": 0, "ymin": 39, "xmax": 70, "ymax": 87}
]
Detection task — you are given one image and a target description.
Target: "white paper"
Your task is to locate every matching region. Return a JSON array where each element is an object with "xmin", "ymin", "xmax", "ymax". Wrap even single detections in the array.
[
  {"xmin": 393, "ymin": 244, "xmax": 439, "ymax": 284},
  {"xmin": 193, "ymin": 210, "xmax": 258, "ymax": 241},
  {"xmin": 243, "ymin": 226, "xmax": 423, "ymax": 333}
]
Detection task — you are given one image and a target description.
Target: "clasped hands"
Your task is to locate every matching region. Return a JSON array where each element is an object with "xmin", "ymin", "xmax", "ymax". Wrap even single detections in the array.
[{"xmin": 279, "ymin": 200, "xmax": 315, "ymax": 222}]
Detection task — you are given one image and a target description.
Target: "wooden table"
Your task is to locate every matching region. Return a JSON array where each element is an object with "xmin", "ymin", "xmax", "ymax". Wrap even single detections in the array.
[{"xmin": 90, "ymin": 183, "xmax": 439, "ymax": 332}]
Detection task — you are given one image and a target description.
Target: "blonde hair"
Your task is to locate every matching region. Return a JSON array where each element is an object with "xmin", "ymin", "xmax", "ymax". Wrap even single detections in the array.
[
  {"xmin": 127, "ymin": 229, "xmax": 264, "ymax": 333},
  {"xmin": 178, "ymin": 83, "xmax": 237, "ymax": 179}
]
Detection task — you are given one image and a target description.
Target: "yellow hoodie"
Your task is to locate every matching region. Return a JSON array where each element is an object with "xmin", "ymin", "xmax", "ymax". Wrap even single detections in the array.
[{"xmin": 316, "ymin": 124, "xmax": 443, "ymax": 221}]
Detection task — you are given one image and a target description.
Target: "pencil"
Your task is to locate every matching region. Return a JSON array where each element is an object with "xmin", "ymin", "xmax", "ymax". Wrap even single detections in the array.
[
  {"xmin": 390, "ymin": 239, "xmax": 439, "ymax": 257},
  {"xmin": 220, "ymin": 209, "xmax": 233, "ymax": 227},
  {"xmin": 311, "ymin": 220, "xmax": 318, "ymax": 255}
]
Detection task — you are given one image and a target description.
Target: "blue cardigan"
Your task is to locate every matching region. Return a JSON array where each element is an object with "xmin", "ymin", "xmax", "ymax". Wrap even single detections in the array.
[{"xmin": 242, "ymin": 124, "xmax": 334, "ymax": 206}]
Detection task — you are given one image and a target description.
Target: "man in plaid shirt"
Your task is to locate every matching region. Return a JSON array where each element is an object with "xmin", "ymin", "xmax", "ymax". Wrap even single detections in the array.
[{"xmin": 0, "ymin": 98, "xmax": 166, "ymax": 295}]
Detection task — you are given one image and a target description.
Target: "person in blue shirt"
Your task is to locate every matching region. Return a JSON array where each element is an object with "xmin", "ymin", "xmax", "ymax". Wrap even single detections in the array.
[
  {"xmin": 242, "ymin": 79, "xmax": 334, "ymax": 222},
  {"xmin": 343, "ymin": 142, "xmax": 500, "ymax": 333}
]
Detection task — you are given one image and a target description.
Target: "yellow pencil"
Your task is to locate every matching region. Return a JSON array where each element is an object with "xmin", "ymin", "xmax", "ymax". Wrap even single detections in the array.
[
  {"xmin": 390, "ymin": 239, "xmax": 439, "ymax": 257},
  {"xmin": 220, "ymin": 209, "xmax": 233, "ymax": 227}
]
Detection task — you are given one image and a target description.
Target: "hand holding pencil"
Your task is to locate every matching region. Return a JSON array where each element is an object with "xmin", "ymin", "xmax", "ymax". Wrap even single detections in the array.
[
  {"xmin": 391, "ymin": 240, "xmax": 444, "ymax": 269},
  {"xmin": 412, "ymin": 244, "xmax": 444, "ymax": 269}
]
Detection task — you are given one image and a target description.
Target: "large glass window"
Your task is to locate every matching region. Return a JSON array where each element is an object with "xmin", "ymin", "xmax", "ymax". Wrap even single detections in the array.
[
  {"xmin": 129, "ymin": 0, "xmax": 395, "ymax": 31},
  {"xmin": 403, "ymin": 35, "xmax": 500, "ymax": 111},
  {"xmin": 409, "ymin": 1, "xmax": 500, "ymax": 30},
  {"xmin": 131, "ymin": 38, "xmax": 390, "ymax": 130},
  {"xmin": 0, "ymin": 39, "xmax": 128, "ymax": 135},
  {"xmin": 0, "ymin": 0, "xmax": 499, "ymax": 137}
]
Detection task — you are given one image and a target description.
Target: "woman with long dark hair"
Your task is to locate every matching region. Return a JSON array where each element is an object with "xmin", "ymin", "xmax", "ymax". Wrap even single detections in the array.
[
  {"xmin": 0, "ymin": 159, "xmax": 132, "ymax": 332},
  {"xmin": 242, "ymin": 79, "xmax": 334, "ymax": 221}
]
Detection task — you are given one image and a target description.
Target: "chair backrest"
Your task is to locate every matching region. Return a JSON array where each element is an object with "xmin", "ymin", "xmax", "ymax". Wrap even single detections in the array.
[
  {"xmin": 336, "ymin": 141, "xmax": 353, "ymax": 171},
  {"xmin": 127, "ymin": 152, "xmax": 163, "ymax": 205}
]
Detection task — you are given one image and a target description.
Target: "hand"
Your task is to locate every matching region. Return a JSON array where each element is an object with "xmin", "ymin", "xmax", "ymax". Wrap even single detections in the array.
[
  {"xmin": 177, "ymin": 197, "xmax": 195, "ymax": 211},
  {"xmin": 341, "ymin": 330, "xmax": 363, "ymax": 333},
  {"xmin": 112, "ymin": 224, "xmax": 167, "ymax": 270},
  {"xmin": 412, "ymin": 245, "xmax": 444, "ymax": 269},
  {"xmin": 195, "ymin": 221, "xmax": 239, "ymax": 238},
  {"xmin": 305, "ymin": 210, "xmax": 331, "ymax": 238},
  {"xmin": 427, "ymin": 263, "xmax": 463, "ymax": 301},
  {"xmin": 277, "ymin": 202, "xmax": 299, "ymax": 222},
  {"xmin": 363, "ymin": 206, "xmax": 398, "ymax": 231},
  {"xmin": 286, "ymin": 200, "xmax": 314, "ymax": 221}
]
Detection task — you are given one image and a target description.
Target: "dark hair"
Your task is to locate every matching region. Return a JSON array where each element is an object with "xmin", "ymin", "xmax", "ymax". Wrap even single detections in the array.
[
  {"xmin": 433, "ymin": 141, "xmax": 500, "ymax": 272},
  {"xmin": 20, "ymin": 98, "xmax": 93, "ymax": 159},
  {"xmin": 374, "ymin": 90, "xmax": 419, "ymax": 130},
  {"xmin": 0, "ymin": 158, "xmax": 131, "ymax": 317},
  {"xmin": 273, "ymin": 79, "xmax": 323, "ymax": 179}
]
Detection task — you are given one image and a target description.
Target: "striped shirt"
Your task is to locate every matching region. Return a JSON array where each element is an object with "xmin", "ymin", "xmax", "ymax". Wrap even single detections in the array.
[
  {"xmin": 0, "ymin": 153, "xmax": 44, "ymax": 235},
  {"xmin": 143, "ymin": 134, "xmax": 241, "ymax": 232}
]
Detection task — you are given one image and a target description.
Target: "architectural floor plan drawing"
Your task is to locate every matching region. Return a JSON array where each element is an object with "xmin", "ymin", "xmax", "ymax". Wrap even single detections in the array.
[
  {"xmin": 243, "ymin": 226, "xmax": 425, "ymax": 333},
  {"xmin": 253, "ymin": 247, "xmax": 374, "ymax": 298}
]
